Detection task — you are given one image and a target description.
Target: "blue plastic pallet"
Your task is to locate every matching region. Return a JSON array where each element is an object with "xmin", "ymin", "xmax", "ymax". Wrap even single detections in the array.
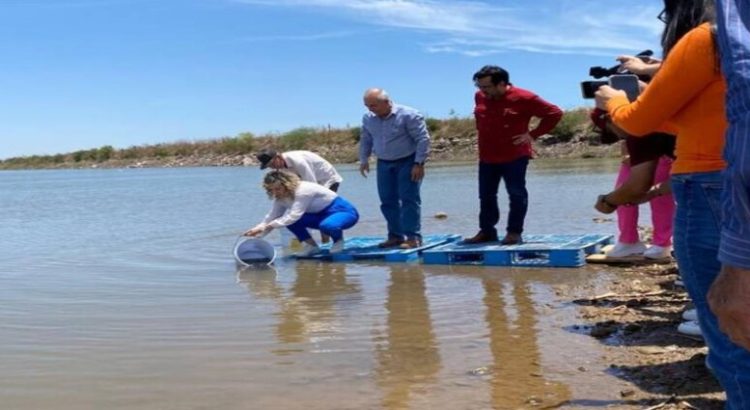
[
  {"xmin": 422, "ymin": 234, "xmax": 614, "ymax": 267},
  {"xmin": 298, "ymin": 234, "xmax": 462, "ymax": 262}
]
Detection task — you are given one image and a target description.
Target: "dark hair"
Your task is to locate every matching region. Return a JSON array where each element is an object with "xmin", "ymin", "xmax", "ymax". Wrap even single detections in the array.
[
  {"xmin": 472, "ymin": 65, "xmax": 509, "ymax": 86},
  {"xmin": 661, "ymin": 0, "xmax": 716, "ymax": 58}
]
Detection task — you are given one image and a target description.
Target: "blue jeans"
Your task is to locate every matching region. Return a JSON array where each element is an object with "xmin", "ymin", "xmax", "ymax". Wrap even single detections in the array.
[
  {"xmin": 672, "ymin": 172, "xmax": 750, "ymax": 409},
  {"xmin": 377, "ymin": 154, "xmax": 421, "ymax": 240},
  {"xmin": 478, "ymin": 157, "xmax": 529, "ymax": 237},
  {"xmin": 286, "ymin": 197, "xmax": 359, "ymax": 242}
]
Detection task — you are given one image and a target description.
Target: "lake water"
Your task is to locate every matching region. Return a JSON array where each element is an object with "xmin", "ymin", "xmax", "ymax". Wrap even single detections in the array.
[{"xmin": 1, "ymin": 160, "xmax": 651, "ymax": 409}]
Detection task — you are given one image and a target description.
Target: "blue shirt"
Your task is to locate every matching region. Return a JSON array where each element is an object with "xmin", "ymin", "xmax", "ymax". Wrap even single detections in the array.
[
  {"xmin": 716, "ymin": 0, "xmax": 750, "ymax": 269},
  {"xmin": 359, "ymin": 104, "xmax": 431, "ymax": 164}
]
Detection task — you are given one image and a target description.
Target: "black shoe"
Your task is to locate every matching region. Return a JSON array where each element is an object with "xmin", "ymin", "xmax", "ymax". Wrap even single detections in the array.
[
  {"xmin": 500, "ymin": 233, "xmax": 522, "ymax": 245},
  {"xmin": 462, "ymin": 231, "xmax": 498, "ymax": 244}
]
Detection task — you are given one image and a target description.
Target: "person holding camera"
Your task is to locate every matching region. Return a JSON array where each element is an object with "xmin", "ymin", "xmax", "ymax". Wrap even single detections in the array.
[
  {"xmin": 464, "ymin": 65, "xmax": 562, "ymax": 245},
  {"xmin": 592, "ymin": 117, "xmax": 675, "ymax": 260},
  {"xmin": 591, "ymin": 56, "xmax": 675, "ymax": 260},
  {"xmin": 596, "ymin": 0, "xmax": 750, "ymax": 406}
]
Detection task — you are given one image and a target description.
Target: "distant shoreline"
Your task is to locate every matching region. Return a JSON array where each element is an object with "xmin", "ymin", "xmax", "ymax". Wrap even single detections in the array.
[{"xmin": 0, "ymin": 109, "xmax": 619, "ymax": 170}]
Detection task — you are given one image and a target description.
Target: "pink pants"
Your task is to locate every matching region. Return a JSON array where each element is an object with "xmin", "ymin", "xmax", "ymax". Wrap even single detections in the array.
[{"xmin": 615, "ymin": 156, "xmax": 674, "ymax": 247}]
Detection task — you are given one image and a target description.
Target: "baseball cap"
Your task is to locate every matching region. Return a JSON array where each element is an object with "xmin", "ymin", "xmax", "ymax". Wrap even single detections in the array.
[{"xmin": 256, "ymin": 149, "xmax": 277, "ymax": 169}]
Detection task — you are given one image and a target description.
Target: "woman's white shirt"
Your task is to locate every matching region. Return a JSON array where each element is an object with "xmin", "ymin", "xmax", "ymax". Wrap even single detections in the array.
[{"xmin": 261, "ymin": 181, "xmax": 337, "ymax": 228}]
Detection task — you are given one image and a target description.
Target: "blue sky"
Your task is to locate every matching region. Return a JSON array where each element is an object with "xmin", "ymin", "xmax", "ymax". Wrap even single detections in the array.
[{"xmin": 0, "ymin": 0, "xmax": 663, "ymax": 159}]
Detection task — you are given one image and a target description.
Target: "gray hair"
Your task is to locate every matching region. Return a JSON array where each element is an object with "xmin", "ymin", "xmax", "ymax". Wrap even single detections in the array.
[{"xmin": 364, "ymin": 88, "xmax": 390, "ymax": 102}]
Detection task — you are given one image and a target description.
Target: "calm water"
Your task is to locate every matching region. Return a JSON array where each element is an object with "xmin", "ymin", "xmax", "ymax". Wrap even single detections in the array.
[{"xmin": 1, "ymin": 160, "xmax": 646, "ymax": 409}]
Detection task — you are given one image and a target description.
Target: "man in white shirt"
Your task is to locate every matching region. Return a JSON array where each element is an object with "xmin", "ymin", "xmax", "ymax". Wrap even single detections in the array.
[{"xmin": 256, "ymin": 149, "xmax": 343, "ymax": 192}]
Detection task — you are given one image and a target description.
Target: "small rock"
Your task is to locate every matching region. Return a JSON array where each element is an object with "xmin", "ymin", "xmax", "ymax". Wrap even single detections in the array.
[
  {"xmin": 434, "ymin": 212, "xmax": 448, "ymax": 219},
  {"xmin": 620, "ymin": 389, "xmax": 635, "ymax": 397}
]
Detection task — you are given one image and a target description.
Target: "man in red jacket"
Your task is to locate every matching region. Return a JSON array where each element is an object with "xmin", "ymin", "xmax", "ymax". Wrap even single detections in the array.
[{"xmin": 464, "ymin": 65, "xmax": 563, "ymax": 245}]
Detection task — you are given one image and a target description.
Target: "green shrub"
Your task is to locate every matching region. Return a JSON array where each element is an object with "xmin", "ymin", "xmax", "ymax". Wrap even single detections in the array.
[
  {"xmin": 281, "ymin": 127, "xmax": 317, "ymax": 150},
  {"xmin": 425, "ymin": 117, "xmax": 441, "ymax": 133},
  {"xmin": 350, "ymin": 127, "xmax": 361, "ymax": 142},
  {"xmin": 550, "ymin": 108, "xmax": 590, "ymax": 142}
]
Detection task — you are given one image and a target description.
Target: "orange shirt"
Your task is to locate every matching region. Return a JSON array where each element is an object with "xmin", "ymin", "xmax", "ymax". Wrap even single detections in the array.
[{"xmin": 606, "ymin": 23, "xmax": 727, "ymax": 174}]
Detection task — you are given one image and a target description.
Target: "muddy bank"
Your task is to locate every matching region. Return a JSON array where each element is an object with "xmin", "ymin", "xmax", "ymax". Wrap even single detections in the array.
[{"xmin": 565, "ymin": 262, "xmax": 724, "ymax": 409}]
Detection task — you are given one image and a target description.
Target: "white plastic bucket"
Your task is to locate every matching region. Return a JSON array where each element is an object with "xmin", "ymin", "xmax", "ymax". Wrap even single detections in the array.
[{"xmin": 233, "ymin": 237, "xmax": 276, "ymax": 266}]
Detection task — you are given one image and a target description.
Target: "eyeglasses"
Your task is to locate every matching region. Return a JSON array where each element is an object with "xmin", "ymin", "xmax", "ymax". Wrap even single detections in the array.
[{"xmin": 657, "ymin": 9, "xmax": 667, "ymax": 23}]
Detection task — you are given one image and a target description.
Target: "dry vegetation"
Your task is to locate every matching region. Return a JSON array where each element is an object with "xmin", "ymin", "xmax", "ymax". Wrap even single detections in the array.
[{"xmin": 0, "ymin": 108, "xmax": 617, "ymax": 169}]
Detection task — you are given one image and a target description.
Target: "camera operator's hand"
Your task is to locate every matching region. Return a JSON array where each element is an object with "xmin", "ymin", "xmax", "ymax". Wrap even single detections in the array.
[
  {"xmin": 511, "ymin": 132, "xmax": 533, "ymax": 146},
  {"xmin": 616, "ymin": 55, "xmax": 661, "ymax": 76},
  {"xmin": 594, "ymin": 85, "xmax": 627, "ymax": 110}
]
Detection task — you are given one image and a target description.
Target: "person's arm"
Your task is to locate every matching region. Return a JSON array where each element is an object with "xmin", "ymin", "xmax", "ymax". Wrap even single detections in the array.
[
  {"xmin": 406, "ymin": 111, "xmax": 430, "ymax": 165},
  {"xmin": 616, "ymin": 55, "xmax": 661, "ymax": 77},
  {"xmin": 594, "ymin": 160, "xmax": 658, "ymax": 213},
  {"xmin": 405, "ymin": 110, "xmax": 430, "ymax": 182},
  {"xmin": 359, "ymin": 119, "xmax": 373, "ymax": 177},
  {"xmin": 708, "ymin": 265, "xmax": 750, "ymax": 351},
  {"xmin": 598, "ymin": 26, "xmax": 717, "ymax": 136},
  {"xmin": 528, "ymin": 95, "xmax": 563, "ymax": 138},
  {"xmin": 293, "ymin": 158, "xmax": 317, "ymax": 183},
  {"xmin": 266, "ymin": 191, "xmax": 314, "ymax": 229},
  {"xmin": 245, "ymin": 202, "xmax": 283, "ymax": 236}
]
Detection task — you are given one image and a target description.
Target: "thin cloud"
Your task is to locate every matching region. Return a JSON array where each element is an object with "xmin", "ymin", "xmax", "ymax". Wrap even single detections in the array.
[
  {"xmin": 239, "ymin": 31, "xmax": 358, "ymax": 42},
  {"xmin": 233, "ymin": 0, "xmax": 664, "ymax": 56}
]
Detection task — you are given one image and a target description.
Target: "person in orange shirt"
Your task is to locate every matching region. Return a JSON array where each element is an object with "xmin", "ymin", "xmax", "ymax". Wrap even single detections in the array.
[{"xmin": 595, "ymin": 1, "xmax": 750, "ymax": 407}]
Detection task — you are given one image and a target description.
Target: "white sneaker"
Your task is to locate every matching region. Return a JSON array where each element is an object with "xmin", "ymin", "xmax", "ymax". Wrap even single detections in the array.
[
  {"xmin": 677, "ymin": 320, "xmax": 703, "ymax": 337},
  {"xmin": 329, "ymin": 240, "xmax": 345, "ymax": 254},
  {"xmin": 682, "ymin": 308, "xmax": 698, "ymax": 321},
  {"xmin": 295, "ymin": 243, "xmax": 320, "ymax": 257},
  {"xmin": 606, "ymin": 241, "xmax": 647, "ymax": 258},
  {"xmin": 644, "ymin": 245, "xmax": 672, "ymax": 259}
]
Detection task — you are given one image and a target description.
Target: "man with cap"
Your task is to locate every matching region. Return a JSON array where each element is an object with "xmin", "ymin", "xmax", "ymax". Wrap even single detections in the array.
[
  {"xmin": 256, "ymin": 149, "xmax": 343, "ymax": 243},
  {"xmin": 256, "ymin": 149, "xmax": 343, "ymax": 192}
]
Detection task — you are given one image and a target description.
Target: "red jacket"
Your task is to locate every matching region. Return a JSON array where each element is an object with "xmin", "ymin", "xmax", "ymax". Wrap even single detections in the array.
[{"xmin": 474, "ymin": 86, "xmax": 563, "ymax": 163}]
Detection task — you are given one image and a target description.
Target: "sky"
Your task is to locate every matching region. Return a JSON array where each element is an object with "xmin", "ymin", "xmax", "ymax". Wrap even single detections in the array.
[{"xmin": 0, "ymin": 0, "xmax": 664, "ymax": 159}]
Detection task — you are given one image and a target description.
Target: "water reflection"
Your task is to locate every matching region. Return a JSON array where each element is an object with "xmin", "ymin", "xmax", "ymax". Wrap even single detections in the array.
[
  {"xmin": 482, "ymin": 277, "xmax": 570, "ymax": 409},
  {"xmin": 239, "ymin": 262, "xmax": 361, "ymax": 353},
  {"xmin": 236, "ymin": 265, "xmax": 282, "ymax": 300},
  {"xmin": 375, "ymin": 264, "xmax": 441, "ymax": 410}
]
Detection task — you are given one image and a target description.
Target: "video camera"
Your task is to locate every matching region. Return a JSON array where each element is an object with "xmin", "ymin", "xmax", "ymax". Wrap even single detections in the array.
[{"xmin": 581, "ymin": 49, "xmax": 654, "ymax": 101}]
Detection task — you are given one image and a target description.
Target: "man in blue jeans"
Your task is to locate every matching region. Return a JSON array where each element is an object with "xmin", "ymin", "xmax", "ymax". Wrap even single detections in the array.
[
  {"xmin": 464, "ymin": 66, "xmax": 562, "ymax": 245},
  {"xmin": 359, "ymin": 88, "xmax": 431, "ymax": 249}
]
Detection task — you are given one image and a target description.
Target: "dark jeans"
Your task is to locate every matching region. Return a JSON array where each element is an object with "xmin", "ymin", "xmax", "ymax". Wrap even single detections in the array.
[
  {"xmin": 478, "ymin": 157, "xmax": 529, "ymax": 237},
  {"xmin": 672, "ymin": 172, "xmax": 750, "ymax": 408},
  {"xmin": 377, "ymin": 154, "xmax": 421, "ymax": 240}
]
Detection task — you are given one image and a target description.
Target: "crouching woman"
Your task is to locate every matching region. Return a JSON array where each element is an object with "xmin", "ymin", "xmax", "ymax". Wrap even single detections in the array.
[{"xmin": 244, "ymin": 170, "xmax": 359, "ymax": 256}]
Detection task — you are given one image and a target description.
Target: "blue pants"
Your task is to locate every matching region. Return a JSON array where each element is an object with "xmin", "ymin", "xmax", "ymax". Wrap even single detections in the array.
[
  {"xmin": 377, "ymin": 154, "xmax": 421, "ymax": 240},
  {"xmin": 672, "ymin": 172, "xmax": 750, "ymax": 409},
  {"xmin": 286, "ymin": 197, "xmax": 359, "ymax": 242},
  {"xmin": 478, "ymin": 157, "xmax": 529, "ymax": 237}
]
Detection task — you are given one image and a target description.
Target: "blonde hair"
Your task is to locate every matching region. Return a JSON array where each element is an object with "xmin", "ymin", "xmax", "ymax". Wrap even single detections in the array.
[{"xmin": 263, "ymin": 170, "xmax": 300, "ymax": 199}]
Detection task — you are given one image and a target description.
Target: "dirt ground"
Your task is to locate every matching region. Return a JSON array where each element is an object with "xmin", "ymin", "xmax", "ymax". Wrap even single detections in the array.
[{"xmin": 567, "ymin": 260, "xmax": 725, "ymax": 410}]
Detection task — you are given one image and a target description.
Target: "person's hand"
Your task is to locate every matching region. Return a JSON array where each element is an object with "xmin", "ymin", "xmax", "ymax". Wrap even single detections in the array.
[
  {"xmin": 616, "ymin": 55, "xmax": 651, "ymax": 75},
  {"xmin": 638, "ymin": 80, "xmax": 649, "ymax": 94},
  {"xmin": 411, "ymin": 164, "xmax": 425, "ymax": 182},
  {"xmin": 512, "ymin": 132, "xmax": 533, "ymax": 146},
  {"xmin": 359, "ymin": 162, "xmax": 369, "ymax": 178},
  {"xmin": 594, "ymin": 194, "xmax": 617, "ymax": 214},
  {"xmin": 243, "ymin": 224, "xmax": 268, "ymax": 237},
  {"xmin": 594, "ymin": 85, "xmax": 627, "ymax": 110},
  {"xmin": 708, "ymin": 265, "xmax": 750, "ymax": 351}
]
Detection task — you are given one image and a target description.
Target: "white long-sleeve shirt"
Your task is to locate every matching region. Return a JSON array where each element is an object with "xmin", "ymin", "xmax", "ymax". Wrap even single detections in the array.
[
  {"xmin": 282, "ymin": 151, "xmax": 342, "ymax": 188},
  {"xmin": 261, "ymin": 181, "xmax": 337, "ymax": 229}
]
